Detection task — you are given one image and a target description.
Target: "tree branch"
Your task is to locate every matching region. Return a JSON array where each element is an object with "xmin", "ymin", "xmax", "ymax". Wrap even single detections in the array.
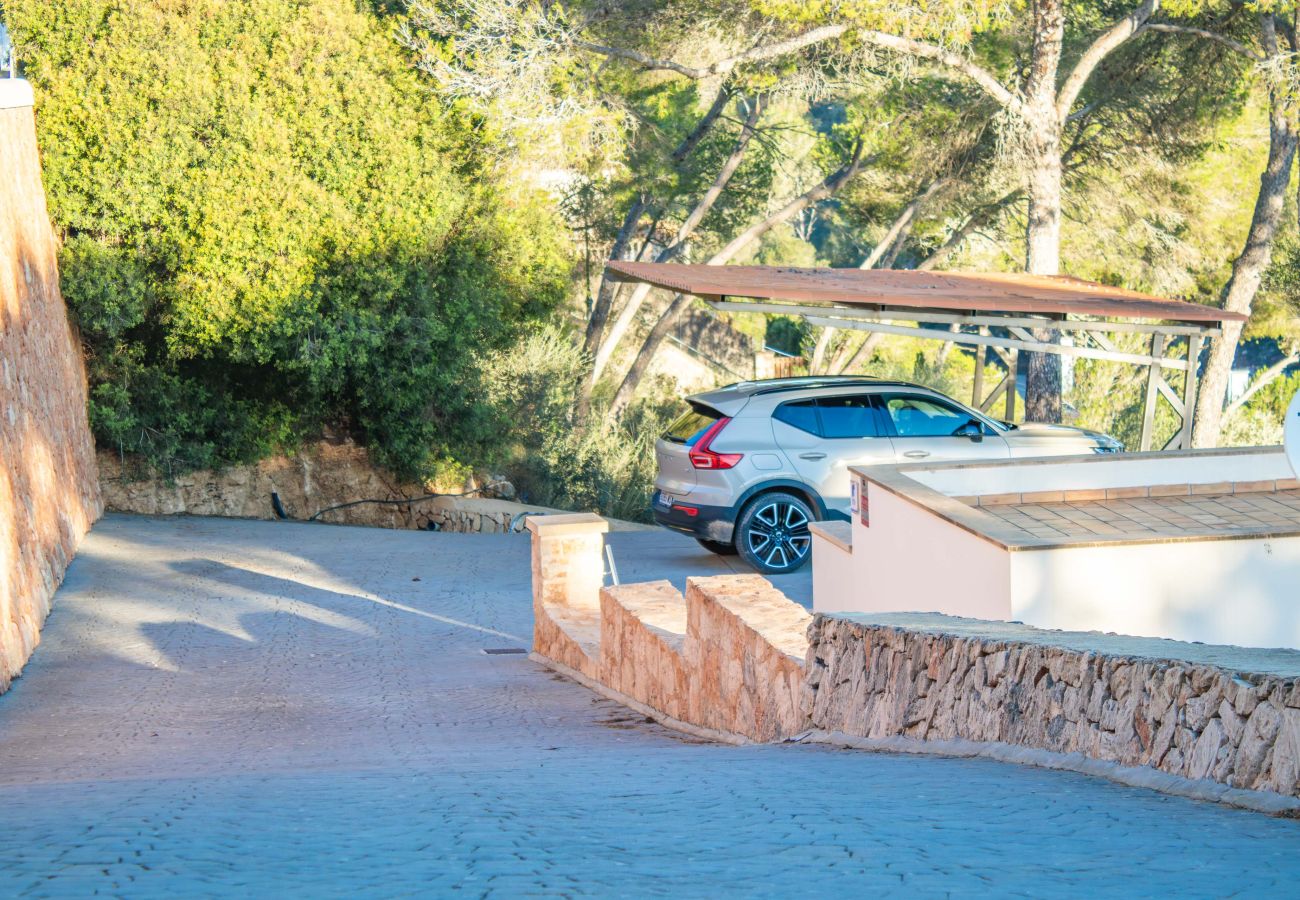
[
  {"xmin": 670, "ymin": 96, "xmax": 767, "ymax": 244},
  {"xmin": 590, "ymin": 96, "xmax": 768, "ymax": 380},
  {"xmin": 856, "ymin": 31, "xmax": 1021, "ymax": 112},
  {"xmin": 1224, "ymin": 352, "xmax": 1299, "ymax": 417},
  {"xmin": 709, "ymin": 142, "xmax": 875, "ymax": 266},
  {"xmin": 858, "ymin": 177, "xmax": 951, "ymax": 269},
  {"xmin": 671, "ymin": 81, "xmax": 734, "ymax": 162},
  {"xmin": 1137, "ymin": 23, "xmax": 1264, "ymax": 61},
  {"xmin": 1056, "ymin": 0, "xmax": 1160, "ymax": 122},
  {"xmin": 916, "ymin": 187, "xmax": 1023, "ymax": 271},
  {"xmin": 575, "ymin": 24, "xmax": 850, "ymax": 79}
]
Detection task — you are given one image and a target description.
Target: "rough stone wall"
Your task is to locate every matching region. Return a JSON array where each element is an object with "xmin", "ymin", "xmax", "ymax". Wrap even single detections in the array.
[
  {"xmin": 99, "ymin": 441, "xmax": 496, "ymax": 531},
  {"xmin": 0, "ymin": 97, "xmax": 102, "ymax": 692},
  {"xmin": 528, "ymin": 514, "xmax": 1300, "ymax": 808},
  {"xmin": 807, "ymin": 616, "xmax": 1300, "ymax": 799},
  {"xmin": 99, "ymin": 441, "xmax": 646, "ymax": 534},
  {"xmin": 600, "ymin": 581, "xmax": 690, "ymax": 722},
  {"xmin": 684, "ymin": 575, "xmax": 810, "ymax": 742}
]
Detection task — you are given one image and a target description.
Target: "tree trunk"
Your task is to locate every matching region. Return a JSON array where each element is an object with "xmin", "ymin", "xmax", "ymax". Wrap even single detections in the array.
[
  {"xmin": 809, "ymin": 327, "xmax": 837, "ymax": 373},
  {"xmin": 583, "ymin": 195, "xmax": 647, "ymax": 359},
  {"xmin": 833, "ymin": 332, "xmax": 884, "ymax": 374},
  {"xmin": 1022, "ymin": 0, "xmax": 1066, "ymax": 424},
  {"xmin": 1193, "ymin": 14, "xmax": 1298, "ymax": 447},
  {"xmin": 607, "ymin": 144, "xmax": 873, "ymax": 415},
  {"xmin": 588, "ymin": 95, "xmax": 764, "ymax": 382},
  {"xmin": 581, "ymin": 82, "xmax": 733, "ymax": 385},
  {"xmin": 811, "ymin": 177, "xmax": 947, "ymax": 374},
  {"xmin": 608, "ymin": 293, "xmax": 694, "ymax": 413}
]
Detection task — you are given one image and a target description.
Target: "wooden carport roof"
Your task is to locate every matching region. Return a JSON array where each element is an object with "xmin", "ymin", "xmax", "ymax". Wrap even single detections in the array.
[
  {"xmin": 605, "ymin": 261, "xmax": 1244, "ymax": 326},
  {"xmin": 605, "ymin": 261, "xmax": 1236, "ymax": 452}
]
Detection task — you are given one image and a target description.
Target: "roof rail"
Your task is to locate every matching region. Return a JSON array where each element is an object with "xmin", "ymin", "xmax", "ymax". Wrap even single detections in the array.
[
  {"xmin": 724, "ymin": 374, "xmax": 882, "ymax": 389},
  {"xmin": 746, "ymin": 377, "xmax": 914, "ymax": 398}
]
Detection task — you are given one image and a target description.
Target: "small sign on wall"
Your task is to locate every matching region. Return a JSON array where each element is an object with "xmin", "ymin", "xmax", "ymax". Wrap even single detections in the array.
[
  {"xmin": 850, "ymin": 479, "xmax": 859, "ymax": 514},
  {"xmin": 858, "ymin": 475, "xmax": 870, "ymax": 528}
]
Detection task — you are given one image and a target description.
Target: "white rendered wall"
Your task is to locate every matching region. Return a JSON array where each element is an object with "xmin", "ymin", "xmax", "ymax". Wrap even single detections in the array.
[
  {"xmin": 810, "ymin": 534, "xmax": 856, "ymax": 613},
  {"xmin": 910, "ymin": 449, "xmax": 1289, "ymax": 498},
  {"xmin": 814, "ymin": 483, "xmax": 1012, "ymax": 618},
  {"xmin": 1011, "ymin": 535, "xmax": 1300, "ymax": 650}
]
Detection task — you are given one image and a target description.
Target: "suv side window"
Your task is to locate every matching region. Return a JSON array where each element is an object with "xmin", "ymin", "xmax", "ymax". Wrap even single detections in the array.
[
  {"xmin": 772, "ymin": 399, "xmax": 820, "ymax": 436},
  {"xmin": 883, "ymin": 394, "xmax": 978, "ymax": 437},
  {"xmin": 817, "ymin": 395, "xmax": 882, "ymax": 439}
]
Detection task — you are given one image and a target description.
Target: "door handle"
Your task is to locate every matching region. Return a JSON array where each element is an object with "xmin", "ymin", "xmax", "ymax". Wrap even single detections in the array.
[
  {"xmin": 903, "ymin": 450, "xmax": 930, "ymax": 459},
  {"xmin": 799, "ymin": 452, "xmax": 827, "ymax": 460}
]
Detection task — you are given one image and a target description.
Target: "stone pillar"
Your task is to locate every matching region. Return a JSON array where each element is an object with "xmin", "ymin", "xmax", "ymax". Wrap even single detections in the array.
[
  {"xmin": 526, "ymin": 514, "xmax": 608, "ymax": 676},
  {"xmin": 526, "ymin": 513, "xmax": 609, "ymax": 613}
]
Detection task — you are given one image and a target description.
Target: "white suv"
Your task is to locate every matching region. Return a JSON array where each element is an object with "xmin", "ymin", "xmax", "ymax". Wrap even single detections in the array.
[{"xmin": 653, "ymin": 376, "xmax": 1122, "ymax": 574}]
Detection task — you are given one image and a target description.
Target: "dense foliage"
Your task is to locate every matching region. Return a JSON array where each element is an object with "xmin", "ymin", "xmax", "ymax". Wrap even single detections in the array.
[
  {"xmin": 6, "ymin": 0, "xmax": 570, "ymax": 478},
  {"xmin": 480, "ymin": 328, "xmax": 680, "ymax": 521}
]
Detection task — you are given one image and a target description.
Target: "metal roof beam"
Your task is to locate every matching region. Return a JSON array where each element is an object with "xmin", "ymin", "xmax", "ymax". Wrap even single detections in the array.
[
  {"xmin": 802, "ymin": 316, "xmax": 1191, "ymax": 371},
  {"xmin": 707, "ymin": 300, "xmax": 1221, "ymax": 337}
]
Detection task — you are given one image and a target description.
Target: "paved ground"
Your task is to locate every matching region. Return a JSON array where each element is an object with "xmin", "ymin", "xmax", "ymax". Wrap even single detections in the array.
[{"xmin": 1, "ymin": 514, "xmax": 1298, "ymax": 897}]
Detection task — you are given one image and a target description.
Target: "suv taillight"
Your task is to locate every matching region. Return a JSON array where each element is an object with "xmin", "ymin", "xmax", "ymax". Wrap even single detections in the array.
[{"xmin": 688, "ymin": 417, "xmax": 743, "ymax": 470}]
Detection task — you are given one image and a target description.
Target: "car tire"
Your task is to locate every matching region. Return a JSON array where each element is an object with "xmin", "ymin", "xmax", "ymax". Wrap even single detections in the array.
[
  {"xmin": 695, "ymin": 537, "xmax": 738, "ymax": 556},
  {"xmin": 736, "ymin": 491, "xmax": 815, "ymax": 575}
]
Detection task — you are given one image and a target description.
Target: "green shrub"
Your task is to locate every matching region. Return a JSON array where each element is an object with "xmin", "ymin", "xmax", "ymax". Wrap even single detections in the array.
[
  {"xmin": 7, "ymin": 0, "xmax": 570, "ymax": 479},
  {"xmin": 480, "ymin": 328, "xmax": 681, "ymax": 522}
]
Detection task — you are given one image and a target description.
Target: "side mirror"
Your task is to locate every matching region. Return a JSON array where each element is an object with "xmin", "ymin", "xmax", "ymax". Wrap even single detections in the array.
[{"xmin": 955, "ymin": 419, "xmax": 984, "ymax": 441}]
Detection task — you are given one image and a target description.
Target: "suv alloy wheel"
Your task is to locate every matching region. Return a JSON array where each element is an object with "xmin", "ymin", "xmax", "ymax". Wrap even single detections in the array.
[{"xmin": 735, "ymin": 491, "xmax": 814, "ymax": 575}]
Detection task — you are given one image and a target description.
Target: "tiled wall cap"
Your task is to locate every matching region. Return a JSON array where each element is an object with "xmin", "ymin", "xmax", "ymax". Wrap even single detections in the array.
[
  {"xmin": 0, "ymin": 79, "xmax": 34, "ymax": 110},
  {"xmin": 809, "ymin": 521, "xmax": 852, "ymax": 553},
  {"xmin": 525, "ymin": 512, "xmax": 610, "ymax": 536}
]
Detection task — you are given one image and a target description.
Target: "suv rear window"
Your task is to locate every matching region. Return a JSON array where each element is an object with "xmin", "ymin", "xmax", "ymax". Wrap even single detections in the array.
[
  {"xmin": 772, "ymin": 400, "xmax": 819, "ymax": 435},
  {"xmin": 664, "ymin": 407, "xmax": 719, "ymax": 446},
  {"xmin": 773, "ymin": 396, "xmax": 882, "ymax": 439}
]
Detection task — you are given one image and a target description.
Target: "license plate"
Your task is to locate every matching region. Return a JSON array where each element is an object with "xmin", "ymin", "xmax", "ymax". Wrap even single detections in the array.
[{"xmin": 655, "ymin": 492, "xmax": 674, "ymax": 510}]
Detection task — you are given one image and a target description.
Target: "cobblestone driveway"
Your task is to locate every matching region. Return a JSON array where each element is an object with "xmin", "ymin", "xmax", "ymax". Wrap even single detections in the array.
[{"xmin": 0, "ymin": 515, "xmax": 1296, "ymax": 897}]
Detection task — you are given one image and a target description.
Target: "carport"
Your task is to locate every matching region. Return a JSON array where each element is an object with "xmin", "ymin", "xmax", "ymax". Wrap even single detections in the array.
[{"xmin": 606, "ymin": 262, "xmax": 1246, "ymax": 451}]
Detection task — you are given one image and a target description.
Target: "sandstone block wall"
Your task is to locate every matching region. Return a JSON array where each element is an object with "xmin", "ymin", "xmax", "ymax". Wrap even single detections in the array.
[
  {"xmin": 807, "ymin": 615, "xmax": 1300, "ymax": 799},
  {"xmin": 0, "ymin": 89, "xmax": 102, "ymax": 692},
  {"xmin": 528, "ymin": 515, "xmax": 607, "ymax": 678},
  {"xmin": 600, "ymin": 581, "xmax": 690, "ymax": 722},
  {"xmin": 684, "ymin": 575, "xmax": 810, "ymax": 742},
  {"xmin": 528, "ymin": 516, "xmax": 812, "ymax": 742}
]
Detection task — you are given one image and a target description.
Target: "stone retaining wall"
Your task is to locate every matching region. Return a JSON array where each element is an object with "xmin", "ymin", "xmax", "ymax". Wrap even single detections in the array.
[
  {"xmin": 684, "ymin": 576, "xmax": 809, "ymax": 742},
  {"xmin": 100, "ymin": 442, "xmax": 651, "ymax": 534},
  {"xmin": 0, "ymin": 86, "xmax": 102, "ymax": 693},
  {"xmin": 807, "ymin": 615, "xmax": 1300, "ymax": 800},
  {"xmin": 99, "ymin": 441, "xmax": 514, "ymax": 532},
  {"xmin": 528, "ymin": 514, "xmax": 1300, "ymax": 813},
  {"xmin": 527, "ymin": 515, "xmax": 809, "ymax": 743}
]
